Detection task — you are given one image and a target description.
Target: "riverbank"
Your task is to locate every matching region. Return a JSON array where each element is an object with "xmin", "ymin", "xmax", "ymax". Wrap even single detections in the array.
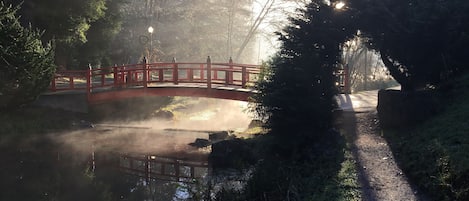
[{"xmin": 214, "ymin": 112, "xmax": 363, "ymax": 200}]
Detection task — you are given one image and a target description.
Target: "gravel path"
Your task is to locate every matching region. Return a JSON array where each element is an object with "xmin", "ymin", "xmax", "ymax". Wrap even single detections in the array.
[{"xmin": 340, "ymin": 111, "xmax": 428, "ymax": 201}]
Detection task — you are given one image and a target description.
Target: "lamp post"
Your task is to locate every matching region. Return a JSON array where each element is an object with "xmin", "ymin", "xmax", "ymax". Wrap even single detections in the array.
[
  {"xmin": 148, "ymin": 26, "xmax": 154, "ymax": 61},
  {"xmin": 334, "ymin": 2, "xmax": 345, "ymax": 10}
]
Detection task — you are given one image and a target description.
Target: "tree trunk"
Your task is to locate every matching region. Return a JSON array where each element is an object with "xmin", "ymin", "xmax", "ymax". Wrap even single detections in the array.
[
  {"xmin": 234, "ymin": 0, "xmax": 275, "ymax": 61},
  {"xmin": 380, "ymin": 50, "xmax": 415, "ymax": 91}
]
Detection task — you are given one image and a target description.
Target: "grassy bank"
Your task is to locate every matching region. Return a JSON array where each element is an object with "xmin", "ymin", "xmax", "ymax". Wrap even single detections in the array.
[
  {"xmin": 382, "ymin": 74, "xmax": 469, "ymax": 200},
  {"xmin": 215, "ymin": 129, "xmax": 362, "ymax": 201}
]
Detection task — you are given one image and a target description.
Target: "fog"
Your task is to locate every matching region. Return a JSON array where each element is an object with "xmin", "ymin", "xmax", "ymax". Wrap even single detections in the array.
[
  {"xmin": 112, "ymin": 0, "xmax": 305, "ymax": 65},
  {"xmin": 54, "ymin": 98, "xmax": 254, "ymax": 159}
]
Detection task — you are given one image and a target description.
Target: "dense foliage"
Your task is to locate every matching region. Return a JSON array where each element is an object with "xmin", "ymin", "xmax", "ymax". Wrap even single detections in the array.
[
  {"xmin": 6, "ymin": 0, "xmax": 124, "ymax": 69},
  {"xmin": 253, "ymin": 1, "xmax": 355, "ymax": 141},
  {"xmin": 0, "ymin": 2, "xmax": 55, "ymax": 110},
  {"xmin": 243, "ymin": 1, "xmax": 361, "ymax": 199},
  {"xmin": 350, "ymin": 0, "xmax": 469, "ymax": 91},
  {"xmin": 248, "ymin": 0, "xmax": 469, "ymax": 199},
  {"xmin": 254, "ymin": 0, "xmax": 469, "ymax": 137},
  {"xmin": 5, "ymin": 0, "xmax": 264, "ymax": 68}
]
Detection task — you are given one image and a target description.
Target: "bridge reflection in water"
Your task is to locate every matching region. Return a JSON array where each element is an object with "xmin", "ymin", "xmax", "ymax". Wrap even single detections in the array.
[
  {"xmin": 119, "ymin": 154, "xmax": 209, "ymax": 183},
  {"xmin": 85, "ymin": 150, "xmax": 211, "ymax": 200}
]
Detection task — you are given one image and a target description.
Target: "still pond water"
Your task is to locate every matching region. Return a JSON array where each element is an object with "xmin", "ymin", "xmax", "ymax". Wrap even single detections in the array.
[{"xmin": 1, "ymin": 99, "xmax": 252, "ymax": 201}]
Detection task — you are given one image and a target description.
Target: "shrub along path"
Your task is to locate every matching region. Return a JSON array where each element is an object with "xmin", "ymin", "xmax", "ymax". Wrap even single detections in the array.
[{"xmin": 337, "ymin": 90, "xmax": 427, "ymax": 201}]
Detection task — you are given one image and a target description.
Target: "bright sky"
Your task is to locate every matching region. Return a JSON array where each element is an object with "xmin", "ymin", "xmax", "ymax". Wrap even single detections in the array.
[{"xmin": 252, "ymin": 0, "xmax": 306, "ymax": 63}]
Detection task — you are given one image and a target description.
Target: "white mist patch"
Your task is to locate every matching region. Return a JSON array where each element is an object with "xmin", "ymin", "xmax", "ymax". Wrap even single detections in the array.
[
  {"xmin": 188, "ymin": 110, "xmax": 216, "ymax": 121},
  {"xmin": 54, "ymin": 127, "xmax": 210, "ymax": 159},
  {"xmin": 179, "ymin": 99, "xmax": 252, "ymax": 132},
  {"xmin": 53, "ymin": 98, "xmax": 254, "ymax": 158}
]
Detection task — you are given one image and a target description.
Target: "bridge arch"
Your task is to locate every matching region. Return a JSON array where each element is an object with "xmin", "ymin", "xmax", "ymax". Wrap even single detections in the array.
[{"xmin": 49, "ymin": 57, "xmax": 261, "ymax": 104}]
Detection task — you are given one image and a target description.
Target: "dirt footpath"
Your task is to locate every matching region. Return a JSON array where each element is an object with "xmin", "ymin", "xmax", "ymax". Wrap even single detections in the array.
[{"xmin": 339, "ymin": 111, "xmax": 428, "ymax": 201}]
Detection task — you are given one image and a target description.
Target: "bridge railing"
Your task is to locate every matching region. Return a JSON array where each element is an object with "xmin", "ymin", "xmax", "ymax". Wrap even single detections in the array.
[
  {"xmin": 50, "ymin": 70, "xmax": 89, "ymax": 91},
  {"xmin": 119, "ymin": 154, "xmax": 208, "ymax": 183},
  {"xmin": 49, "ymin": 57, "xmax": 261, "ymax": 95}
]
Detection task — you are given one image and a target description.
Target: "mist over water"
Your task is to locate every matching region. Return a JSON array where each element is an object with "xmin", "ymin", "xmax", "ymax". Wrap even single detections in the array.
[{"xmin": 54, "ymin": 98, "xmax": 254, "ymax": 158}]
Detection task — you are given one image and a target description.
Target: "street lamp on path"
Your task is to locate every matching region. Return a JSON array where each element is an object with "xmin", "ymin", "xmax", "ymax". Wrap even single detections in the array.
[{"xmin": 148, "ymin": 26, "xmax": 154, "ymax": 61}]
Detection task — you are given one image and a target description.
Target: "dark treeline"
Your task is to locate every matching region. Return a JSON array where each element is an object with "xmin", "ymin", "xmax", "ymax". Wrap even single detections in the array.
[
  {"xmin": 0, "ymin": 2, "xmax": 55, "ymax": 110},
  {"xmin": 238, "ymin": 0, "xmax": 469, "ymax": 200},
  {"xmin": 5, "ymin": 0, "xmax": 261, "ymax": 69}
]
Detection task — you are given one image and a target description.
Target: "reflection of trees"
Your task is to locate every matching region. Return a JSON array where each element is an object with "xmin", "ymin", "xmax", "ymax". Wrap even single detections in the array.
[{"xmin": 0, "ymin": 139, "xmax": 114, "ymax": 201}]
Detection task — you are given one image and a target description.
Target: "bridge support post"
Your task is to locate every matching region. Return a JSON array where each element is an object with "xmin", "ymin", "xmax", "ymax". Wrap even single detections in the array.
[
  {"xmin": 226, "ymin": 57, "xmax": 233, "ymax": 85},
  {"xmin": 86, "ymin": 64, "xmax": 92, "ymax": 101},
  {"xmin": 172, "ymin": 57, "xmax": 178, "ymax": 85},
  {"xmin": 344, "ymin": 64, "xmax": 350, "ymax": 94},
  {"xmin": 70, "ymin": 77, "xmax": 75, "ymax": 89},
  {"xmin": 143, "ymin": 57, "xmax": 148, "ymax": 88},
  {"xmin": 242, "ymin": 66, "xmax": 247, "ymax": 88},
  {"xmin": 207, "ymin": 56, "xmax": 212, "ymax": 89},
  {"xmin": 51, "ymin": 76, "xmax": 57, "ymax": 92},
  {"xmin": 113, "ymin": 64, "xmax": 118, "ymax": 88}
]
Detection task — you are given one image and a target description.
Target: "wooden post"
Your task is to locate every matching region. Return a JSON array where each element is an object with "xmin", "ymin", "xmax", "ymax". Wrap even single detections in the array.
[
  {"xmin": 70, "ymin": 77, "xmax": 75, "ymax": 89},
  {"xmin": 113, "ymin": 64, "xmax": 118, "ymax": 88},
  {"xmin": 123, "ymin": 67, "xmax": 127, "ymax": 86},
  {"xmin": 206, "ymin": 56, "xmax": 212, "ymax": 89},
  {"xmin": 200, "ymin": 64, "xmax": 204, "ymax": 80},
  {"xmin": 228, "ymin": 57, "xmax": 234, "ymax": 85},
  {"xmin": 172, "ymin": 57, "xmax": 178, "ymax": 84},
  {"xmin": 344, "ymin": 64, "xmax": 350, "ymax": 94},
  {"xmin": 100, "ymin": 73, "xmax": 105, "ymax": 87},
  {"xmin": 188, "ymin": 67, "xmax": 194, "ymax": 82},
  {"xmin": 143, "ymin": 57, "xmax": 148, "ymax": 88},
  {"xmin": 51, "ymin": 75, "xmax": 57, "ymax": 91},
  {"xmin": 241, "ymin": 66, "xmax": 247, "ymax": 88},
  {"xmin": 158, "ymin": 69, "xmax": 163, "ymax": 82},
  {"xmin": 86, "ymin": 64, "xmax": 92, "ymax": 101}
]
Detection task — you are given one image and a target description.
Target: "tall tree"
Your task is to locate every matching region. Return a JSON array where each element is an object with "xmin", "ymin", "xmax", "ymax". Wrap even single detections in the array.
[
  {"xmin": 350, "ymin": 0, "xmax": 469, "ymax": 91},
  {"xmin": 0, "ymin": 2, "xmax": 55, "ymax": 110},
  {"xmin": 245, "ymin": 1, "xmax": 357, "ymax": 199},
  {"xmin": 76, "ymin": 0, "xmax": 124, "ymax": 67},
  {"xmin": 342, "ymin": 36, "xmax": 393, "ymax": 92},
  {"xmin": 7, "ymin": 0, "xmax": 110, "ymax": 69},
  {"xmin": 253, "ymin": 0, "xmax": 356, "ymax": 140},
  {"xmin": 233, "ymin": 0, "xmax": 275, "ymax": 61},
  {"xmin": 115, "ymin": 0, "xmax": 256, "ymax": 63}
]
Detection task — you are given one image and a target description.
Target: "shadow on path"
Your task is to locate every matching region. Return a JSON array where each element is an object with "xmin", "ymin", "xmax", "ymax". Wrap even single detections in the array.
[
  {"xmin": 336, "ymin": 89, "xmax": 426, "ymax": 201},
  {"xmin": 337, "ymin": 111, "xmax": 379, "ymax": 201}
]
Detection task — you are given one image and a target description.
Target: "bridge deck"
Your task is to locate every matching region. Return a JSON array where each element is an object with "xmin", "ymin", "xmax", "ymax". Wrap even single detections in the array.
[
  {"xmin": 88, "ymin": 84, "xmax": 258, "ymax": 103},
  {"xmin": 48, "ymin": 59, "xmax": 261, "ymax": 103}
]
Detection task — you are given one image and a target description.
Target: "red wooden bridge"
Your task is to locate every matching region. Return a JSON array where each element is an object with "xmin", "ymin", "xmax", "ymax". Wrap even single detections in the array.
[{"xmin": 49, "ymin": 57, "xmax": 262, "ymax": 103}]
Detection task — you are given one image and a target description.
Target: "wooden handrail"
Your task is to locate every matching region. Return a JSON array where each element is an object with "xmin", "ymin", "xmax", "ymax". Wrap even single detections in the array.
[{"xmin": 49, "ymin": 59, "xmax": 262, "ymax": 99}]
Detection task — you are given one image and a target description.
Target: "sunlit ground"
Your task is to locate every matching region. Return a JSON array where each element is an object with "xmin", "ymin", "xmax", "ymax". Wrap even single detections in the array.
[{"xmin": 337, "ymin": 85, "xmax": 401, "ymax": 112}]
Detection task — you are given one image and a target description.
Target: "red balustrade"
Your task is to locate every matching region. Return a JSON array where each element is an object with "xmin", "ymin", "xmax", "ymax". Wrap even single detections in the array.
[{"xmin": 49, "ymin": 58, "xmax": 262, "ymax": 101}]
